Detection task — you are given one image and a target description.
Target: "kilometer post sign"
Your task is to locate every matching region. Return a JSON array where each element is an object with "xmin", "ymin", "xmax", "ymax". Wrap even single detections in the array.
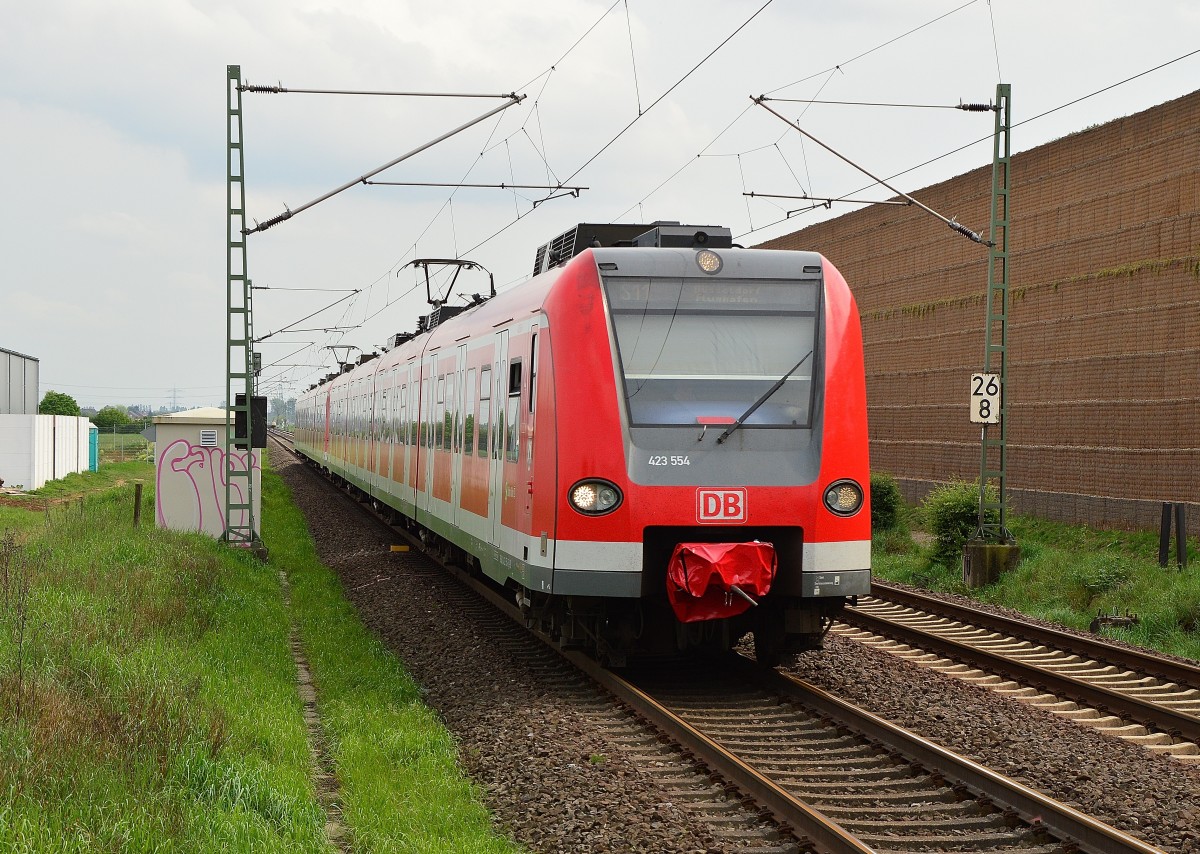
[{"xmin": 970, "ymin": 372, "xmax": 1001, "ymax": 424}]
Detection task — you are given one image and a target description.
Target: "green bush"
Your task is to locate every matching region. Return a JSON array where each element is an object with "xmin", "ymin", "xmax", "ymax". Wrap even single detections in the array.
[
  {"xmin": 922, "ymin": 480, "xmax": 998, "ymax": 569},
  {"xmin": 870, "ymin": 472, "xmax": 904, "ymax": 531}
]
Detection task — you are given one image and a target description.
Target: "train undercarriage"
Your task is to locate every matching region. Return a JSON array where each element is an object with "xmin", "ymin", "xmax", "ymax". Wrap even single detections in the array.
[{"xmin": 311, "ymin": 460, "xmax": 846, "ymax": 668}]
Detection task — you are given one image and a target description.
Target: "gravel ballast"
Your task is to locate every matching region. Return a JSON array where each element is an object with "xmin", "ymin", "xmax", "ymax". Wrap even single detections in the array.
[{"xmin": 273, "ymin": 447, "xmax": 1200, "ymax": 853}]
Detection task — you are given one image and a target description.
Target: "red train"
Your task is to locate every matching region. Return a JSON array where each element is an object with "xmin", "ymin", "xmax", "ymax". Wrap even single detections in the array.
[{"xmin": 294, "ymin": 222, "xmax": 870, "ymax": 665}]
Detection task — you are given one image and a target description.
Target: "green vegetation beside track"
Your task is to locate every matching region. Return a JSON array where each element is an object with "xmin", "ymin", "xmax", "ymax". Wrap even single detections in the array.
[
  {"xmin": 872, "ymin": 477, "xmax": 1200, "ymax": 663},
  {"xmin": 0, "ymin": 462, "xmax": 522, "ymax": 852}
]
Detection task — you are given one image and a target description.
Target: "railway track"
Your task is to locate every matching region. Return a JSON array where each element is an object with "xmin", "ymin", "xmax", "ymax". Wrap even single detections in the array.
[
  {"xmin": 841, "ymin": 581, "xmax": 1200, "ymax": 762},
  {"xmin": 272, "ymin": 435, "xmax": 1170, "ymax": 854}
]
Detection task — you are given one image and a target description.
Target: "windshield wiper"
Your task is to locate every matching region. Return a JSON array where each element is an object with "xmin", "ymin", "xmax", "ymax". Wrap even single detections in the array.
[{"xmin": 716, "ymin": 350, "xmax": 813, "ymax": 445}]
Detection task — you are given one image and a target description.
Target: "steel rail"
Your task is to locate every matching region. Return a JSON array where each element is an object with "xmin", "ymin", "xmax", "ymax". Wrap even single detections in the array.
[
  {"xmin": 743, "ymin": 661, "xmax": 1166, "ymax": 854},
  {"xmin": 563, "ymin": 652, "xmax": 874, "ymax": 854},
  {"xmin": 432, "ymin": 547, "xmax": 1169, "ymax": 854},
  {"xmin": 444, "ymin": 565, "xmax": 871, "ymax": 854},
  {"xmin": 273, "ymin": 441, "xmax": 1167, "ymax": 854},
  {"xmin": 870, "ymin": 579, "xmax": 1200, "ymax": 689},
  {"xmin": 842, "ymin": 603, "xmax": 1200, "ymax": 745}
]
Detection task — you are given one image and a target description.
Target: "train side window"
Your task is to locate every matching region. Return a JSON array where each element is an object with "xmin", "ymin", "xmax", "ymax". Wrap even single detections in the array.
[
  {"xmin": 435, "ymin": 376, "xmax": 446, "ymax": 449},
  {"xmin": 443, "ymin": 374, "xmax": 454, "ymax": 451},
  {"xmin": 508, "ymin": 360, "xmax": 522, "ymax": 396},
  {"xmin": 420, "ymin": 381, "xmax": 430, "ymax": 447},
  {"xmin": 380, "ymin": 388, "xmax": 388, "ymax": 442},
  {"xmin": 400, "ymin": 381, "xmax": 410, "ymax": 443},
  {"xmin": 505, "ymin": 360, "xmax": 521, "ymax": 463},
  {"xmin": 464, "ymin": 368, "xmax": 477, "ymax": 452},
  {"xmin": 478, "ymin": 366, "xmax": 491, "ymax": 456}
]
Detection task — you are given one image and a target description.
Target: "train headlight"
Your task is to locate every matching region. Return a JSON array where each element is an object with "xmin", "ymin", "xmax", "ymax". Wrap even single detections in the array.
[
  {"xmin": 569, "ymin": 479, "xmax": 622, "ymax": 515},
  {"xmin": 695, "ymin": 249, "xmax": 723, "ymax": 275},
  {"xmin": 823, "ymin": 479, "xmax": 863, "ymax": 516}
]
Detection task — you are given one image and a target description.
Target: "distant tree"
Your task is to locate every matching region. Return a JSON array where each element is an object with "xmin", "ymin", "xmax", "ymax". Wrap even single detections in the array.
[
  {"xmin": 39, "ymin": 390, "xmax": 81, "ymax": 416},
  {"xmin": 269, "ymin": 396, "xmax": 298, "ymax": 427},
  {"xmin": 92, "ymin": 405, "xmax": 133, "ymax": 430}
]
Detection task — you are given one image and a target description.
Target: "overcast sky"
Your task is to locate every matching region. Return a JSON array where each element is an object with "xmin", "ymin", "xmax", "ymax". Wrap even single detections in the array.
[{"xmin": 3, "ymin": 0, "xmax": 1197, "ymax": 411}]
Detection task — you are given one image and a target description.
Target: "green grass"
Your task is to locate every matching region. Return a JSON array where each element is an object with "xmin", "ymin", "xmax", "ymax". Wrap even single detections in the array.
[
  {"xmin": 30, "ymin": 460, "xmax": 154, "ymax": 499},
  {"xmin": 0, "ymin": 465, "xmax": 525, "ymax": 852},
  {"xmin": 872, "ymin": 506, "xmax": 1200, "ymax": 662},
  {"xmin": 96, "ymin": 434, "xmax": 151, "ymax": 465},
  {"xmin": 262, "ymin": 465, "xmax": 523, "ymax": 853}
]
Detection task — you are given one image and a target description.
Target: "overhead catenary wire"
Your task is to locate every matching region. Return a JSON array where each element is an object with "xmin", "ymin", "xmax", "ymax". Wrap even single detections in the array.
[
  {"xmin": 551, "ymin": 0, "xmax": 775, "ymax": 191},
  {"xmin": 259, "ymin": 8, "xmax": 1198, "ymax": 399},
  {"xmin": 737, "ymin": 45, "xmax": 1200, "ymax": 242},
  {"xmin": 255, "ymin": 289, "xmax": 361, "ymax": 343},
  {"xmin": 762, "ymin": 0, "xmax": 980, "ymax": 96},
  {"xmin": 454, "ymin": 0, "xmax": 777, "ymax": 265},
  {"xmin": 257, "ymin": 0, "xmax": 783, "ymax": 387},
  {"xmin": 267, "ymin": 0, "xmax": 974, "ymax": 396},
  {"xmin": 623, "ymin": 0, "xmax": 643, "ymax": 115},
  {"xmin": 613, "ymin": 2, "xmax": 979, "ymax": 222}
]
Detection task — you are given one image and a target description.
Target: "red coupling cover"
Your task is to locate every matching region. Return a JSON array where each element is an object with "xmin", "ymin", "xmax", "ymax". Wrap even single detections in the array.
[{"xmin": 666, "ymin": 541, "xmax": 777, "ymax": 623}]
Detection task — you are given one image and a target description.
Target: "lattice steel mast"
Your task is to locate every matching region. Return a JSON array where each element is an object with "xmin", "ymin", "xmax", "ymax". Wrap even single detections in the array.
[
  {"xmin": 977, "ymin": 83, "xmax": 1013, "ymax": 541},
  {"xmin": 225, "ymin": 65, "xmax": 256, "ymax": 546}
]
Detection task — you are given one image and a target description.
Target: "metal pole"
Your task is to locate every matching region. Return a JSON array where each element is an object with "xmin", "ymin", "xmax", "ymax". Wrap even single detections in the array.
[
  {"xmin": 1175, "ymin": 503, "xmax": 1187, "ymax": 569},
  {"xmin": 225, "ymin": 65, "xmax": 255, "ymax": 546},
  {"xmin": 977, "ymin": 83, "xmax": 1013, "ymax": 542}
]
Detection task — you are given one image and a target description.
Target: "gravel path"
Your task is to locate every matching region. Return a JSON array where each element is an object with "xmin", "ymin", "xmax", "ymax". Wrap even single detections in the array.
[{"xmin": 274, "ymin": 447, "xmax": 1200, "ymax": 853}]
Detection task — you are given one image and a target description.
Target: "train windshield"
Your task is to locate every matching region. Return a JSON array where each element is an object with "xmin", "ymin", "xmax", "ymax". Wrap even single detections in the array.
[{"xmin": 603, "ymin": 276, "xmax": 820, "ymax": 428}]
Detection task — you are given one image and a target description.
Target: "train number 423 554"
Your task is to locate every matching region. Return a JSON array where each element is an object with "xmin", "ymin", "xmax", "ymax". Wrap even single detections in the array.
[{"xmin": 648, "ymin": 455, "xmax": 691, "ymax": 466}]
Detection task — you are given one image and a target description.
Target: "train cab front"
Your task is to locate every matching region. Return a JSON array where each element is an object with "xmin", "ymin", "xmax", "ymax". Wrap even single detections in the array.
[{"xmin": 548, "ymin": 237, "xmax": 871, "ymax": 667}]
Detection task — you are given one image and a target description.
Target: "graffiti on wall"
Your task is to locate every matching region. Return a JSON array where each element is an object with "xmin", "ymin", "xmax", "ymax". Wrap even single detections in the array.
[{"xmin": 156, "ymin": 439, "xmax": 261, "ymax": 534}]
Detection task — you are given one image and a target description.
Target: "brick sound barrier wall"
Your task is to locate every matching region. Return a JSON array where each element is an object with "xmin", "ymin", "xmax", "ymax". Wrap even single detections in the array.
[{"xmin": 760, "ymin": 90, "xmax": 1200, "ymax": 530}]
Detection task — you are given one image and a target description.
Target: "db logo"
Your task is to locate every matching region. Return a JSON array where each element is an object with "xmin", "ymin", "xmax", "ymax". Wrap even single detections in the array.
[{"xmin": 697, "ymin": 488, "xmax": 747, "ymax": 524}]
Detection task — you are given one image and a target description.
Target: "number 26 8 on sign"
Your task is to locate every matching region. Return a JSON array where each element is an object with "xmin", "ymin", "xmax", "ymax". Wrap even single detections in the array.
[{"xmin": 970, "ymin": 373, "xmax": 1001, "ymax": 424}]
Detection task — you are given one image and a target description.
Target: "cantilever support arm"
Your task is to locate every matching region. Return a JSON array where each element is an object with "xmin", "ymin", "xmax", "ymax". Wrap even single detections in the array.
[
  {"xmin": 246, "ymin": 93, "xmax": 526, "ymax": 234},
  {"xmin": 751, "ymin": 96, "xmax": 992, "ymax": 246}
]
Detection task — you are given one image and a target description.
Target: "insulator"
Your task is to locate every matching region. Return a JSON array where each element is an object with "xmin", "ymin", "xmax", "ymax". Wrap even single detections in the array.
[
  {"xmin": 957, "ymin": 102, "xmax": 996, "ymax": 112},
  {"xmin": 948, "ymin": 220, "xmax": 987, "ymax": 244},
  {"xmin": 242, "ymin": 83, "xmax": 285, "ymax": 94}
]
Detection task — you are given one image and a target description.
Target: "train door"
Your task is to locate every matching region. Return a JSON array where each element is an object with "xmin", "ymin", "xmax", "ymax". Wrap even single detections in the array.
[
  {"xmin": 519, "ymin": 329, "xmax": 538, "ymax": 533},
  {"xmin": 488, "ymin": 330, "xmax": 509, "ymax": 545},
  {"xmin": 406, "ymin": 363, "xmax": 418, "ymax": 489},
  {"xmin": 381, "ymin": 367, "xmax": 396, "ymax": 482},
  {"xmin": 370, "ymin": 376, "xmax": 381, "ymax": 484},
  {"xmin": 421, "ymin": 354, "xmax": 438, "ymax": 516},
  {"xmin": 393, "ymin": 371, "xmax": 404, "ymax": 488},
  {"xmin": 373, "ymin": 370, "xmax": 390, "ymax": 490},
  {"xmin": 415, "ymin": 357, "xmax": 431, "ymax": 496},
  {"xmin": 322, "ymin": 386, "xmax": 331, "ymax": 463},
  {"xmin": 450, "ymin": 344, "xmax": 467, "ymax": 524}
]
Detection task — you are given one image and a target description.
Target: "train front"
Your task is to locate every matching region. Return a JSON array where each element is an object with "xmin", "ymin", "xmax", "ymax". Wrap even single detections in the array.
[{"xmin": 546, "ymin": 233, "xmax": 870, "ymax": 665}]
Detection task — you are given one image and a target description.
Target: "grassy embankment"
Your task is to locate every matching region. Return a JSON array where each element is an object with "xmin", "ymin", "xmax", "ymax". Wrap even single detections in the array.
[
  {"xmin": 0, "ymin": 461, "xmax": 522, "ymax": 852},
  {"xmin": 873, "ymin": 500, "xmax": 1200, "ymax": 662}
]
